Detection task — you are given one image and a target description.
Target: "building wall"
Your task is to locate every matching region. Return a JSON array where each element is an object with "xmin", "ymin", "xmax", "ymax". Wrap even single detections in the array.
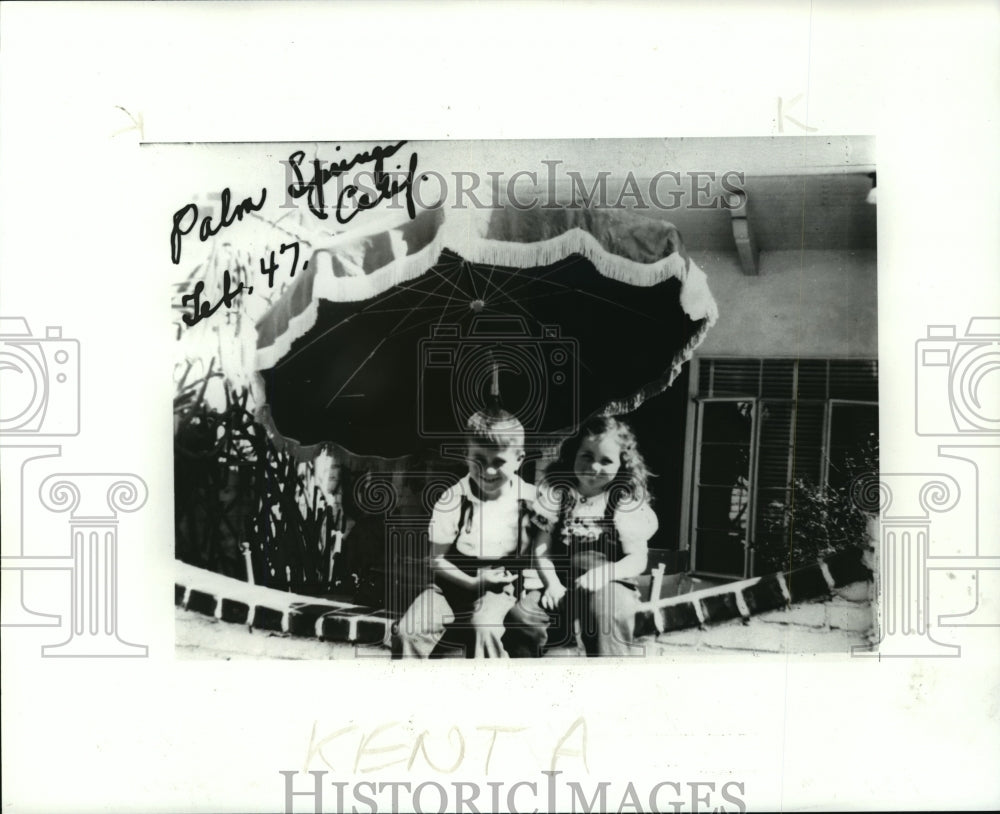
[{"xmin": 691, "ymin": 249, "xmax": 877, "ymax": 358}]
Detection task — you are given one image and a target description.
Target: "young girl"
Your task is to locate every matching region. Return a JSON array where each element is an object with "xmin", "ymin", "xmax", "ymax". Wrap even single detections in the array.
[{"xmin": 522, "ymin": 415, "xmax": 658, "ymax": 656}]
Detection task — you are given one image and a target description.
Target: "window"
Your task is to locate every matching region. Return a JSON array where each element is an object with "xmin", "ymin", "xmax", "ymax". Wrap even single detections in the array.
[{"xmin": 688, "ymin": 358, "xmax": 878, "ymax": 578}]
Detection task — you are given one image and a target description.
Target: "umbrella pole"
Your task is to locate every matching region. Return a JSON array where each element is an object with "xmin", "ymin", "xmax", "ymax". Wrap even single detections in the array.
[{"xmin": 490, "ymin": 360, "xmax": 500, "ymax": 409}]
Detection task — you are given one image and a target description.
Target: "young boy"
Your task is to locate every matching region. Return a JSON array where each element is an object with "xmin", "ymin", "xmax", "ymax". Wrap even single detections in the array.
[{"xmin": 392, "ymin": 408, "xmax": 544, "ymax": 658}]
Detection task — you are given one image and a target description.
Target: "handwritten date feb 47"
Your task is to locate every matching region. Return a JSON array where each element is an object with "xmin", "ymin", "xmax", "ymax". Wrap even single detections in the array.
[{"xmin": 179, "ymin": 242, "xmax": 303, "ymax": 328}]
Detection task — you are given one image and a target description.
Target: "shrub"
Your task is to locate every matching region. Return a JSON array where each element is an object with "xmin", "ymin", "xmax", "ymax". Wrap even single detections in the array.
[
  {"xmin": 754, "ymin": 434, "xmax": 878, "ymax": 575},
  {"xmin": 174, "ymin": 382, "xmax": 344, "ymax": 596}
]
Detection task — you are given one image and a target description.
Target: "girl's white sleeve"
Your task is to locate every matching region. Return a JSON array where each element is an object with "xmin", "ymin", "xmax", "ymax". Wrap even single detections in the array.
[{"xmin": 614, "ymin": 498, "xmax": 658, "ymax": 550}]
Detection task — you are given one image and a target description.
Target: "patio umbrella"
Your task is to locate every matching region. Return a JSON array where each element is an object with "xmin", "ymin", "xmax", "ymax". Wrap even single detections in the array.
[{"xmin": 254, "ymin": 205, "xmax": 718, "ymax": 460}]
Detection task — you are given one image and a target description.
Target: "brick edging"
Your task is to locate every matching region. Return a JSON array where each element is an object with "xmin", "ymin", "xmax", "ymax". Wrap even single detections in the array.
[
  {"xmin": 634, "ymin": 547, "xmax": 872, "ymax": 637},
  {"xmin": 175, "ymin": 570, "xmax": 393, "ymax": 647},
  {"xmin": 177, "ymin": 547, "xmax": 872, "ymax": 647}
]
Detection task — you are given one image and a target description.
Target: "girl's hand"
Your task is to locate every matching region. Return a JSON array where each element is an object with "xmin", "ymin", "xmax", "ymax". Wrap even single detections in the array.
[
  {"xmin": 574, "ymin": 567, "xmax": 610, "ymax": 592},
  {"xmin": 479, "ymin": 566, "xmax": 517, "ymax": 587},
  {"xmin": 541, "ymin": 582, "xmax": 567, "ymax": 610}
]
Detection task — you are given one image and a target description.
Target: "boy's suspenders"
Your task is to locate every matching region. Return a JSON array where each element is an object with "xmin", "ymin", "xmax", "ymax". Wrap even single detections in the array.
[
  {"xmin": 514, "ymin": 497, "xmax": 532, "ymax": 565},
  {"xmin": 450, "ymin": 488, "xmax": 533, "ymax": 569},
  {"xmin": 446, "ymin": 492, "xmax": 476, "ymax": 576},
  {"xmin": 456, "ymin": 492, "xmax": 475, "ymax": 539}
]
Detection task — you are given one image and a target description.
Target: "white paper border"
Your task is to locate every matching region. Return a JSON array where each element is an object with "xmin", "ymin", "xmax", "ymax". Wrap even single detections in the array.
[{"xmin": 2, "ymin": 2, "xmax": 998, "ymax": 812}]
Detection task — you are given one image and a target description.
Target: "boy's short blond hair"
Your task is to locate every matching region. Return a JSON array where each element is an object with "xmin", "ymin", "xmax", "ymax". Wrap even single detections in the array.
[{"xmin": 465, "ymin": 408, "xmax": 525, "ymax": 450}]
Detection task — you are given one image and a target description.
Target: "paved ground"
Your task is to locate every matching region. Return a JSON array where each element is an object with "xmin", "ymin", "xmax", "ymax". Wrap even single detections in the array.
[
  {"xmin": 175, "ymin": 607, "xmax": 587, "ymax": 659},
  {"xmin": 176, "ymin": 607, "xmax": 386, "ymax": 660},
  {"xmin": 178, "ymin": 605, "xmax": 866, "ymax": 659}
]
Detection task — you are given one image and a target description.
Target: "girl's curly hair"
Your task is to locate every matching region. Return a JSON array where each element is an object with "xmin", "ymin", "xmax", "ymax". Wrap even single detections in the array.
[{"xmin": 543, "ymin": 415, "xmax": 653, "ymax": 509}]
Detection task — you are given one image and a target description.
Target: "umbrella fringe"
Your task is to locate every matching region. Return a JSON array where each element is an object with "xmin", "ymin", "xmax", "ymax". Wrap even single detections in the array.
[
  {"xmin": 451, "ymin": 230, "xmax": 719, "ymax": 324},
  {"xmin": 598, "ymin": 314, "xmax": 714, "ymax": 418},
  {"xmin": 258, "ymin": 221, "xmax": 718, "ymax": 370},
  {"xmin": 445, "ymin": 228, "xmax": 688, "ymax": 289},
  {"xmin": 258, "ymin": 235, "xmax": 449, "ymax": 370},
  {"xmin": 256, "ymin": 295, "xmax": 322, "ymax": 371}
]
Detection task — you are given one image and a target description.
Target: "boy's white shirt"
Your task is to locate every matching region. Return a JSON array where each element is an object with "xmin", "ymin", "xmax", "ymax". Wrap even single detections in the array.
[{"xmin": 429, "ymin": 474, "xmax": 536, "ymax": 559}]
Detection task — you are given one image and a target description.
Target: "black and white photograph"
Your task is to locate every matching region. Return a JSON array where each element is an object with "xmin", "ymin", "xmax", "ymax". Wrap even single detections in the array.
[
  {"xmin": 3, "ymin": 3, "xmax": 998, "ymax": 812},
  {"xmin": 169, "ymin": 137, "xmax": 879, "ymax": 660}
]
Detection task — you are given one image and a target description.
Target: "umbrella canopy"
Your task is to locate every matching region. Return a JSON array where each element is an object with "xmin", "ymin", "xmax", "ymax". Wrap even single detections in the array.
[{"xmin": 255, "ymin": 205, "xmax": 718, "ymax": 459}]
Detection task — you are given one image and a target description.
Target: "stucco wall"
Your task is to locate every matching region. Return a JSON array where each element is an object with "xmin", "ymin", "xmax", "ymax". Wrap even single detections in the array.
[{"xmin": 692, "ymin": 249, "xmax": 877, "ymax": 358}]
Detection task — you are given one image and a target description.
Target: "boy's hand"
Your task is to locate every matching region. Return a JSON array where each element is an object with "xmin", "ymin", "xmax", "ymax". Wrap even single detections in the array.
[
  {"xmin": 479, "ymin": 566, "xmax": 517, "ymax": 588},
  {"xmin": 574, "ymin": 567, "xmax": 610, "ymax": 592},
  {"xmin": 541, "ymin": 582, "xmax": 566, "ymax": 610}
]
